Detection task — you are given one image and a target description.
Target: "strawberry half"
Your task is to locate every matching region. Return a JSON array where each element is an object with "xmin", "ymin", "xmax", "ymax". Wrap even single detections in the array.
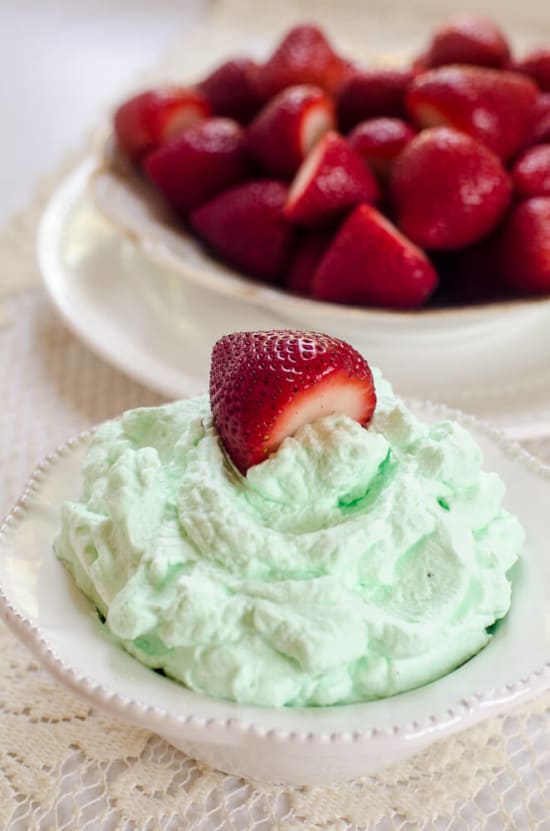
[
  {"xmin": 336, "ymin": 69, "xmax": 413, "ymax": 132},
  {"xmin": 284, "ymin": 232, "xmax": 331, "ymax": 295},
  {"xmin": 198, "ymin": 58, "xmax": 262, "ymax": 123},
  {"xmin": 312, "ymin": 204, "xmax": 438, "ymax": 308},
  {"xmin": 145, "ymin": 118, "xmax": 250, "ymax": 214},
  {"xmin": 498, "ymin": 197, "xmax": 550, "ymax": 295},
  {"xmin": 246, "ymin": 85, "xmax": 335, "ymax": 178},
  {"xmin": 347, "ymin": 118, "xmax": 417, "ymax": 177},
  {"xmin": 515, "ymin": 48, "xmax": 550, "ymax": 92},
  {"xmin": 113, "ymin": 86, "xmax": 211, "ymax": 164},
  {"xmin": 390, "ymin": 127, "xmax": 511, "ymax": 250},
  {"xmin": 421, "ymin": 15, "xmax": 511, "ymax": 69},
  {"xmin": 255, "ymin": 24, "xmax": 352, "ymax": 100},
  {"xmin": 284, "ymin": 131, "xmax": 379, "ymax": 226},
  {"xmin": 407, "ymin": 66, "xmax": 537, "ymax": 161},
  {"xmin": 209, "ymin": 330, "xmax": 376, "ymax": 474},
  {"xmin": 190, "ymin": 180, "xmax": 295, "ymax": 282},
  {"xmin": 513, "ymin": 145, "xmax": 550, "ymax": 199}
]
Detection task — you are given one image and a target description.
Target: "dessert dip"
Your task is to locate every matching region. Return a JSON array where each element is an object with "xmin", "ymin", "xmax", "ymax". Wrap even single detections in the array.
[{"xmin": 55, "ymin": 331, "xmax": 523, "ymax": 706}]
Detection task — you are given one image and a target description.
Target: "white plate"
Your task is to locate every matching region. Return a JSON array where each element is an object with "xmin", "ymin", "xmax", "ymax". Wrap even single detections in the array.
[
  {"xmin": 1, "ymin": 402, "xmax": 549, "ymax": 785},
  {"xmin": 38, "ymin": 162, "xmax": 550, "ymax": 439}
]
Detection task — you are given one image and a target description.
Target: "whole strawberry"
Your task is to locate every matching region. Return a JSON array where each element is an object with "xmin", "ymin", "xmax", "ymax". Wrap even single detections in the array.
[
  {"xmin": 515, "ymin": 48, "xmax": 550, "ymax": 92},
  {"xmin": 198, "ymin": 58, "xmax": 262, "ymax": 123},
  {"xmin": 256, "ymin": 24, "xmax": 352, "ymax": 100},
  {"xmin": 337, "ymin": 69, "xmax": 413, "ymax": 132},
  {"xmin": 190, "ymin": 180, "xmax": 295, "ymax": 282},
  {"xmin": 527, "ymin": 94, "xmax": 550, "ymax": 146},
  {"xmin": 210, "ymin": 330, "xmax": 376, "ymax": 474},
  {"xmin": 145, "ymin": 118, "xmax": 249, "ymax": 214},
  {"xmin": 390, "ymin": 127, "xmax": 511, "ymax": 250},
  {"xmin": 407, "ymin": 66, "xmax": 537, "ymax": 161},
  {"xmin": 347, "ymin": 118, "xmax": 417, "ymax": 178},
  {"xmin": 513, "ymin": 145, "xmax": 550, "ymax": 199},
  {"xmin": 114, "ymin": 86, "xmax": 211, "ymax": 164},
  {"xmin": 420, "ymin": 15, "xmax": 511, "ymax": 69},
  {"xmin": 498, "ymin": 198, "xmax": 550, "ymax": 295}
]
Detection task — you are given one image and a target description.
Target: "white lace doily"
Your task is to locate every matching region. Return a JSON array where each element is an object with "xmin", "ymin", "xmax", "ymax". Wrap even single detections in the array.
[{"xmin": 2, "ymin": 2, "xmax": 550, "ymax": 828}]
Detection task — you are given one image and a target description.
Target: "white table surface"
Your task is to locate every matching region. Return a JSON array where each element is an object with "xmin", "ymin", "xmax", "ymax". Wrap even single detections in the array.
[{"xmin": 0, "ymin": 0, "xmax": 206, "ymax": 226}]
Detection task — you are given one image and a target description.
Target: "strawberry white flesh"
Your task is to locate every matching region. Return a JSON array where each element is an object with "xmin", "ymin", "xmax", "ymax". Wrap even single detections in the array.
[{"xmin": 209, "ymin": 330, "xmax": 376, "ymax": 474}]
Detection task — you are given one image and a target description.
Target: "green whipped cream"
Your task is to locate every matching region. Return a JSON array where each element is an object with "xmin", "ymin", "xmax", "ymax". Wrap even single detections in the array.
[{"xmin": 55, "ymin": 371, "xmax": 523, "ymax": 707}]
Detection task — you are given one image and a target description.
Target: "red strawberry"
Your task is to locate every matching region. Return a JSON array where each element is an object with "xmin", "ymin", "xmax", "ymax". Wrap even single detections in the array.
[
  {"xmin": 285, "ymin": 233, "xmax": 331, "ymax": 295},
  {"xmin": 198, "ymin": 58, "xmax": 262, "ymax": 123},
  {"xmin": 527, "ymin": 94, "xmax": 550, "ymax": 146},
  {"xmin": 390, "ymin": 127, "xmax": 511, "ymax": 250},
  {"xmin": 336, "ymin": 69, "xmax": 413, "ymax": 132},
  {"xmin": 347, "ymin": 118, "xmax": 417, "ymax": 177},
  {"xmin": 513, "ymin": 145, "xmax": 550, "ymax": 199},
  {"xmin": 256, "ymin": 24, "xmax": 352, "ymax": 100},
  {"xmin": 407, "ymin": 66, "xmax": 537, "ymax": 161},
  {"xmin": 515, "ymin": 48, "xmax": 550, "ymax": 92},
  {"xmin": 190, "ymin": 180, "xmax": 295, "ymax": 282},
  {"xmin": 421, "ymin": 15, "xmax": 511, "ymax": 69},
  {"xmin": 284, "ymin": 131, "xmax": 379, "ymax": 226},
  {"xmin": 113, "ymin": 86, "xmax": 211, "ymax": 164},
  {"xmin": 209, "ymin": 330, "xmax": 376, "ymax": 474},
  {"xmin": 498, "ymin": 198, "xmax": 550, "ymax": 294},
  {"xmin": 312, "ymin": 204, "xmax": 438, "ymax": 308},
  {"xmin": 145, "ymin": 118, "xmax": 249, "ymax": 214},
  {"xmin": 246, "ymin": 85, "xmax": 335, "ymax": 178}
]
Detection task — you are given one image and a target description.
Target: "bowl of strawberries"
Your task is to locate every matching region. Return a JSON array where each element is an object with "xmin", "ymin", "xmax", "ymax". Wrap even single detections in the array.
[{"xmin": 91, "ymin": 16, "xmax": 550, "ymax": 342}]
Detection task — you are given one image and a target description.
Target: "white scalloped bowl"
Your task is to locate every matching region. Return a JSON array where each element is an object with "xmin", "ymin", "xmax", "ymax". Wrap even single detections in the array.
[
  {"xmin": 1, "ymin": 401, "xmax": 549, "ymax": 786},
  {"xmin": 90, "ymin": 146, "xmax": 550, "ymax": 346}
]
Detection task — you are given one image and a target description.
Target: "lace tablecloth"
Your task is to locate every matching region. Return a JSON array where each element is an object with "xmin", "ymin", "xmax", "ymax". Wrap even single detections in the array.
[{"xmin": 1, "ymin": 2, "xmax": 550, "ymax": 828}]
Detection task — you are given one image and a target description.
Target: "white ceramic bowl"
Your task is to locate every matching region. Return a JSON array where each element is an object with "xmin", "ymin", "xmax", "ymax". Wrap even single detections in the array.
[
  {"xmin": 1, "ymin": 400, "xmax": 549, "ymax": 786},
  {"xmin": 90, "ymin": 143, "xmax": 550, "ymax": 346}
]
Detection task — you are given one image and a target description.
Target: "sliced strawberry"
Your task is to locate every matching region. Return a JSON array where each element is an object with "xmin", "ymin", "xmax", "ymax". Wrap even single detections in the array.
[
  {"xmin": 312, "ymin": 204, "xmax": 438, "ymax": 308},
  {"xmin": 347, "ymin": 118, "xmax": 417, "ymax": 177},
  {"xmin": 336, "ymin": 69, "xmax": 413, "ymax": 132},
  {"xmin": 246, "ymin": 85, "xmax": 335, "ymax": 178},
  {"xmin": 421, "ymin": 15, "xmax": 511, "ymax": 69},
  {"xmin": 198, "ymin": 58, "xmax": 262, "ymax": 123},
  {"xmin": 256, "ymin": 24, "xmax": 353, "ymax": 100},
  {"xmin": 407, "ymin": 66, "xmax": 537, "ymax": 161},
  {"xmin": 190, "ymin": 180, "xmax": 295, "ymax": 283},
  {"xmin": 145, "ymin": 118, "xmax": 250, "ymax": 214},
  {"xmin": 209, "ymin": 330, "xmax": 376, "ymax": 474},
  {"xmin": 515, "ymin": 48, "xmax": 550, "ymax": 92},
  {"xmin": 284, "ymin": 131, "xmax": 379, "ymax": 226},
  {"xmin": 527, "ymin": 93, "xmax": 550, "ymax": 146},
  {"xmin": 113, "ymin": 86, "xmax": 211, "ymax": 164},
  {"xmin": 513, "ymin": 145, "xmax": 550, "ymax": 199},
  {"xmin": 498, "ymin": 197, "xmax": 550, "ymax": 295},
  {"xmin": 285, "ymin": 232, "xmax": 331, "ymax": 295},
  {"xmin": 390, "ymin": 127, "xmax": 511, "ymax": 250}
]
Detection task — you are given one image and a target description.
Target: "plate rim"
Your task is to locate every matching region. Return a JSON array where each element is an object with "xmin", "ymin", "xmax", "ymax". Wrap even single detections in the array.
[{"xmin": 37, "ymin": 159, "xmax": 206, "ymax": 401}]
